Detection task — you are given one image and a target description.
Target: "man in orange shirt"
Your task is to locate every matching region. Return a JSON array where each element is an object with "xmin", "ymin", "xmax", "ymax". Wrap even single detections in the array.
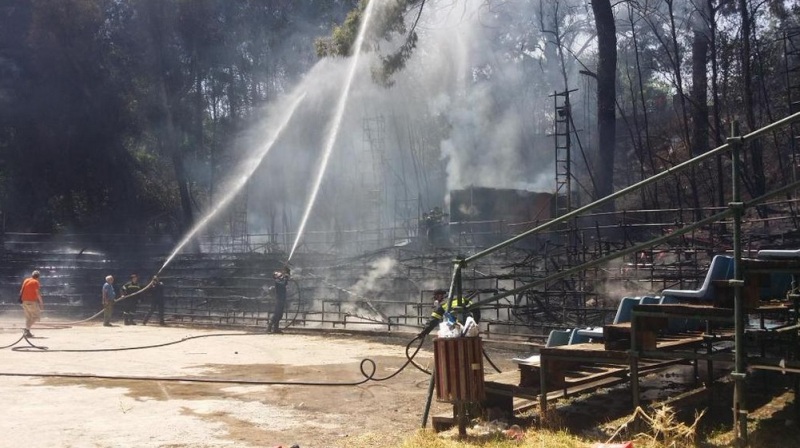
[{"xmin": 19, "ymin": 270, "xmax": 43, "ymax": 338}]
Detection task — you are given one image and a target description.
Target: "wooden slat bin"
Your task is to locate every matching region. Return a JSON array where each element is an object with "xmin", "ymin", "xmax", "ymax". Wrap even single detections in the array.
[{"xmin": 434, "ymin": 336, "xmax": 485, "ymax": 403}]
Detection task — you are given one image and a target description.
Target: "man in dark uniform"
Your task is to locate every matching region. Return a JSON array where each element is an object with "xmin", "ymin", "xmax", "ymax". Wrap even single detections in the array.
[
  {"xmin": 268, "ymin": 266, "xmax": 290, "ymax": 334},
  {"xmin": 418, "ymin": 289, "xmax": 481, "ymax": 337},
  {"xmin": 142, "ymin": 275, "xmax": 165, "ymax": 326},
  {"xmin": 120, "ymin": 273, "xmax": 142, "ymax": 325}
]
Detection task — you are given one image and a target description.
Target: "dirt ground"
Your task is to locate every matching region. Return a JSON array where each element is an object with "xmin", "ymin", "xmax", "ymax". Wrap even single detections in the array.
[
  {"xmin": 0, "ymin": 312, "xmax": 518, "ymax": 448},
  {"xmin": 5, "ymin": 311, "xmax": 800, "ymax": 448}
]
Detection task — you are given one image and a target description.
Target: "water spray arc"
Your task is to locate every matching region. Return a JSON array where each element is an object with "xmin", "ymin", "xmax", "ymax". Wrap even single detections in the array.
[
  {"xmin": 158, "ymin": 92, "xmax": 308, "ymax": 275},
  {"xmin": 287, "ymin": 0, "xmax": 379, "ymax": 261}
]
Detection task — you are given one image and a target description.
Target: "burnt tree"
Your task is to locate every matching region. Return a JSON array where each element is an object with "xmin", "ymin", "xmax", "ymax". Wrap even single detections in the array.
[{"xmin": 591, "ymin": 0, "xmax": 617, "ymax": 207}]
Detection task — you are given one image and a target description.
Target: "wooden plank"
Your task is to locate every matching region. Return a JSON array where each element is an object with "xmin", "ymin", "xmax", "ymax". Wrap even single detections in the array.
[
  {"xmin": 471, "ymin": 337, "xmax": 485, "ymax": 400},
  {"xmin": 458, "ymin": 338, "xmax": 467, "ymax": 401},
  {"xmin": 655, "ymin": 335, "xmax": 704, "ymax": 349},
  {"xmin": 563, "ymin": 366, "xmax": 629, "ymax": 386},
  {"xmin": 634, "ymin": 303, "xmax": 734, "ymax": 319}
]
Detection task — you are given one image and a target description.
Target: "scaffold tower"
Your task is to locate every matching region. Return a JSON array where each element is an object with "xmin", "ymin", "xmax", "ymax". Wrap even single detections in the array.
[
  {"xmin": 362, "ymin": 114, "xmax": 387, "ymax": 248},
  {"xmin": 552, "ymin": 89, "xmax": 578, "ymax": 218}
]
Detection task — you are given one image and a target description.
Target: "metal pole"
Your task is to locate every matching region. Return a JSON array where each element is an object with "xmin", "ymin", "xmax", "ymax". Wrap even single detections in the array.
[
  {"xmin": 630, "ymin": 308, "xmax": 640, "ymax": 410},
  {"xmin": 457, "ymin": 401, "xmax": 467, "ymax": 437},
  {"xmin": 464, "ymin": 110, "xmax": 800, "ymax": 266},
  {"xmin": 421, "ymin": 365, "xmax": 436, "ymax": 428},
  {"xmin": 539, "ymin": 355, "xmax": 548, "ymax": 416},
  {"xmin": 454, "ymin": 259, "xmax": 466, "ymax": 437},
  {"xmin": 455, "ymin": 257, "xmax": 465, "ymax": 324},
  {"xmin": 729, "ymin": 121, "xmax": 748, "ymax": 447},
  {"xmin": 470, "ymin": 177, "xmax": 800, "ymax": 310}
]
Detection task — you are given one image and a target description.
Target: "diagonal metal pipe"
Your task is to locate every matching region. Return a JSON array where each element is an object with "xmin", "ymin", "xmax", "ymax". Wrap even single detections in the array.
[
  {"xmin": 463, "ymin": 110, "xmax": 800, "ymax": 266},
  {"xmin": 471, "ymin": 176, "xmax": 800, "ymax": 309}
]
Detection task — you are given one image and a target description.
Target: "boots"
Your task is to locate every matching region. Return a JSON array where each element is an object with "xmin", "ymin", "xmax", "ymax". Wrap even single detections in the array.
[{"xmin": 123, "ymin": 313, "xmax": 136, "ymax": 325}]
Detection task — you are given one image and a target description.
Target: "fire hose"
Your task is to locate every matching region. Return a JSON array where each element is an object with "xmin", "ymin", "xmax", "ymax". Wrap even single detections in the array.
[
  {"xmin": 0, "ymin": 330, "xmax": 501, "ymax": 387},
  {"xmin": 0, "ymin": 331, "xmax": 429, "ymax": 387}
]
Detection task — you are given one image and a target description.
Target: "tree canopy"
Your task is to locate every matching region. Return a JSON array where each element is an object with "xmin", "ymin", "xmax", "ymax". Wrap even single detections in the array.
[
  {"xmin": 2, "ymin": 0, "xmax": 800, "ymax": 241},
  {"xmin": 0, "ymin": 0, "xmax": 356, "ymax": 234}
]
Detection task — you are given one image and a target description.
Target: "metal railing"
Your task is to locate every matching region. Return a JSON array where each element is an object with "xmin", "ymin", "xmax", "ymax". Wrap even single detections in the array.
[{"xmin": 446, "ymin": 111, "xmax": 800, "ymax": 447}]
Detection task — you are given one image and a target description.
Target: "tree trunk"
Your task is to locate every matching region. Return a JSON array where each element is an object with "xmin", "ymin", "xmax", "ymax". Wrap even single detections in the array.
[
  {"xmin": 145, "ymin": 1, "xmax": 197, "ymax": 248},
  {"xmin": 591, "ymin": 0, "xmax": 617, "ymax": 207},
  {"xmin": 709, "ymin": 0, "xmax": 725, "ymax": 207},
  {"xmin": 739, "ymin": 0, "xmax": 765, "ymax": 196},
  {"xmin": 691, "ymin": 6, "xmax": 709, "ymax": 157}
]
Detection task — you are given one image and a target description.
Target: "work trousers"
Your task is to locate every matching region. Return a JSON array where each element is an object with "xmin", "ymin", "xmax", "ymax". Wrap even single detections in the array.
[
  {"xmin": 269, "ymin": 296, "xmax": 286, "ymax": 332},
  {"xmin": 103, "ymin": 300, "xmax": 114, "ymax": 325},
  {"xmin": 120, "ymin": 296, "xmax": 138, "ymax": 323},
  {"xmin": 143, "ymin": 297, "xmax": 165, "ymax": 325},
  {"xmin": 22, "ymin": 301, "xmax": 41, "ymax": 330}
]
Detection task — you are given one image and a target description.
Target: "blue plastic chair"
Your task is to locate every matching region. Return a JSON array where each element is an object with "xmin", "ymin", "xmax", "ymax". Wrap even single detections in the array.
[
  {"xmin": 568, "ymin": 327, "xmax": 594, "ymax": 344},
  {"xmin": 659, "ymin": 295, "xmax": 678, "ymax": 305},
  {"xmin": 612, "ymin": 296, "xmax": 641, "ymax": 324},
  {"xmin": 545, "ymin": 329, "xmax": 573, "ymax": 347},
  {"xmin": 661, "ymin": 255, "xmax": 735, "ymax": 303},
  {"xmin": 640, "ymin": 296, "xmax": 660, "ymax": 305}
]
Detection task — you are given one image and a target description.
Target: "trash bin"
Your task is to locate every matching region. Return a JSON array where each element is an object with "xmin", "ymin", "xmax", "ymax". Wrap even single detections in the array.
[{"xmin": 433, "ymin": 336, "xmax": 485, "ymax": 403}]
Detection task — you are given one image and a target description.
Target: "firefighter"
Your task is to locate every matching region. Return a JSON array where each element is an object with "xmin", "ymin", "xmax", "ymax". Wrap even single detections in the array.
[
  {"xmin": 120, "ymin": 273, "xmax": 142, "ymax": 325},
  {"xmin": 423, "ymin": 207, "xmax": 448, "ymax": 246},
  {"xmin": 268, "ymin": 266, "xmax": 290, "ymax": 334},
  {"xmin": 418, "ymin": 289, "xmax": 481, "ymax": 337},
  {"xmin": 142, "ymin": 275, "xmax": 165, "ymax": 326}
]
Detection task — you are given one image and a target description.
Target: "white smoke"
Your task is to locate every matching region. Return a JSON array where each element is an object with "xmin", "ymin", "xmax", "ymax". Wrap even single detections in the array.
[
  {"xmin": 242, "ymin": 0, "xmax": 591, "ymax": 240},
  {"xmin": 349, "ymin": 256, "xmax": 398, "ymax": 298}
]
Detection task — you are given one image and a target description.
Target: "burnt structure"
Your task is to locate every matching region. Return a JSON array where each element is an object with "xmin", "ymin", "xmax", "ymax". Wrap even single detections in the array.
[{"xmin": 448, "ymin": 187, "xmax": 554, "ymax": 248}]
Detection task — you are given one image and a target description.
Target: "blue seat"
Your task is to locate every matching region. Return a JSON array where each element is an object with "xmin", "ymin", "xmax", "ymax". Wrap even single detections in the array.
[
  {"xmin": 640, "ymin": 296, "xmax": 660, "ymax": 305},
  {"xmin": 661, "ymin": 255, "xmax": 734, "ymax": 303},
  {"xmin": 568, "ymin": 327, "xmax": 595, "ymax": 344},
  {"xmin": 574, "ymin": 326, "xmax": 604, "ymax": 341},
  {"xmin": 545, "ymin": 329, "xmax": 573, "ymax": 347},
  {"xmin": 659, "ymin": 295, "xmax": 678, "ymax": 305},
  {"xmin": 612, "ymin": 296, "xmax": 641, "ymax": 324}
]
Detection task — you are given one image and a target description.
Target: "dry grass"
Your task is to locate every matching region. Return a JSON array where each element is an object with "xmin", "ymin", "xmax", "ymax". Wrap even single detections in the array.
[
  {"xmin": 393, "ymin": 427, "xmax": 591, "ymax": 448},
  {"xmin": 384, "ymin": 405, "xmax": 711, "ymax": 448},
  {"xmin": 340, "ymin": 385, "xmax": 800, "ymax": 448},
  {"xmin": 600, "ymin": 405, "xmax": 704, "ymax": 447}
]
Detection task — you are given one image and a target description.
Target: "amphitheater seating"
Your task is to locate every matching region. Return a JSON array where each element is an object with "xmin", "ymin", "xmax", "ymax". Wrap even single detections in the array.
[
  {"xmin": 640, "ymin": 295, "xmax": 660, "ymax": 304},
  {"xmin": 569, "ymin": 327, "xmax": 597, "ymax": 344},
  {"xmin": 612, "ymin": 296, "xmax": 640, "ymax": 324},
  {"xmin": 545, "ymin": 329, "xmax": 573, "ymax": 347},
  {"xmin": 661, "ymin": 255, "xmax": 734, "ymax": 303}
]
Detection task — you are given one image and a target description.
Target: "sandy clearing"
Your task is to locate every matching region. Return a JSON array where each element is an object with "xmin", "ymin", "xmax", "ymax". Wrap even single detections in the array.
[{"xmin": 0, "ymin": 318, "xmax": 451, "ymax": 448}]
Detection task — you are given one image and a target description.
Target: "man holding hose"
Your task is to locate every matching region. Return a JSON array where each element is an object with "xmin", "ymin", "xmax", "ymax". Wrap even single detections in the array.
[{"xmin": 19, "ymin": 270, "xmax": 43, "ymax": 338}]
